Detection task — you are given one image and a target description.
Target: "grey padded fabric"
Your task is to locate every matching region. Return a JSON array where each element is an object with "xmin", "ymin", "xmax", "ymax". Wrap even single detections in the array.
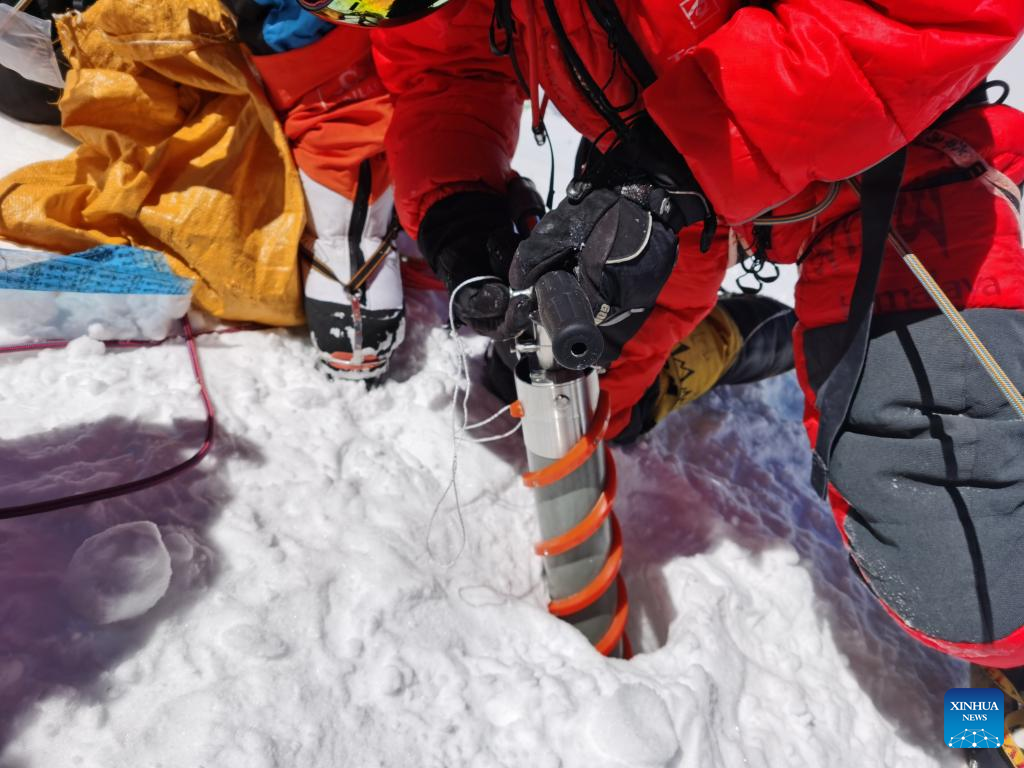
[{"xmin": 810, "ymin": 309, "xmax": 1024, "ymax": 644}]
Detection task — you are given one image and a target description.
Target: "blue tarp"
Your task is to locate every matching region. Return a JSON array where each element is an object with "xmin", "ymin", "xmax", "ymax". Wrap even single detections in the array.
[{"xmin": 0, "ymin": 245, "xmax": 194, "ymax": 295}]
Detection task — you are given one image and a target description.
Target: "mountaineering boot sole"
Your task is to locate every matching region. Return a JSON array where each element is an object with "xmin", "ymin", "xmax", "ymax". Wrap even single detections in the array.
[{"xmin": 306, "ymin": 296, "xmax": 406, "ymax": 384}]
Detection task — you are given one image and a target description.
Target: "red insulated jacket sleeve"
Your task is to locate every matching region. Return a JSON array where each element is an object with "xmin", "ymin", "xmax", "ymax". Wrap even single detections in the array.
[
  {"xmin": 644, "ymin": 0, "xmax": 1024, "ymax": 224},
  {"xmin": 372, "ymin": 1, "xmax": 524, "ymax": 238}
]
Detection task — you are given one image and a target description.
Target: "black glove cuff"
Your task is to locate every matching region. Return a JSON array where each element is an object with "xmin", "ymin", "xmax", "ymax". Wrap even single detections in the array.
[
  {"xmin": 645, "ymin": 187, "xmax": 712, "ymax": 232},
  {"xmin": 418, "ymin": 192, "xmax": 513, "ymax": 289}
]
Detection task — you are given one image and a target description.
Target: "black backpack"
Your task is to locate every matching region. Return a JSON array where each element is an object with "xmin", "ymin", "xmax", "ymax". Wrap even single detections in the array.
[{"xmin": 0, "ymin": 0, "xmax": 94, "ymax": 125}]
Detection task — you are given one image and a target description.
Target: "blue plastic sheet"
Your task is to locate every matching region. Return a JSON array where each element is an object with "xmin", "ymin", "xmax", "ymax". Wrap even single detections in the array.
[
  {"xmin": 0, "ymin": 245, "xmax": 193, "ymax": 295},
  {"xmin": 0, "ymin": 245, "xmax": 195, "ymax": 342}
]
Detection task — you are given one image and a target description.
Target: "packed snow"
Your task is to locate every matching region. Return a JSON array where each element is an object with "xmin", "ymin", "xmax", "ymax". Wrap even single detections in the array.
[
  {"xmin": 63, "ymin": 521, "xmax": 173, "ymax": 625},
  {"xmin": 0, "ymin": 42, "xmax": 1022, "ymax": 768}
]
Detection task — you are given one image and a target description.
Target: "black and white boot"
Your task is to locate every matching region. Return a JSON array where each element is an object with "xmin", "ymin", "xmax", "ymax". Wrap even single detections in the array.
[{"xmin": 300, "ymin": 167, "xmax": 405, "ymax": 383}]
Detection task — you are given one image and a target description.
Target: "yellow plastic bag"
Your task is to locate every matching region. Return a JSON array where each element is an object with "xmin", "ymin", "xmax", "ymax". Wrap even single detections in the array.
[{"xmin": 0, "ymin": 0, "xmax": 305, "ymax": 326}]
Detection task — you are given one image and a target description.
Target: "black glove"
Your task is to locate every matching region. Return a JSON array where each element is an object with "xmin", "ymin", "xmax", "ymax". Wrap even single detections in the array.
[
  {"xmin": 417, "ymin": 179, "xmax": 544, "ymax": 336},
  {"xmin": 508, "ymin": 180, "xmax": 707, "ymax": 366},
  {"xmin": 506, "ymin": 115, "xmax": 715, "ymax": 366}
]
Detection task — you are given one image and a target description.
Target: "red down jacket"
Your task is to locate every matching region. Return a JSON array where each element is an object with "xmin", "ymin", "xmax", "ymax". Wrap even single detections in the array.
[
  {"xmin": 368, "ymin": 0, "xmax": 1024, "ymax": 666},
  {"xmin": 372, "ymin": 0, "xmax": 1024, "ymax": 440}
]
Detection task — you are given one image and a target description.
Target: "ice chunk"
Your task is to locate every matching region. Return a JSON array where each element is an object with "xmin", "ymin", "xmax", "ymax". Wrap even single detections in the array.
[{"xmin": 63, "ymin": 522, "xmax": 172, "ymax": 625}]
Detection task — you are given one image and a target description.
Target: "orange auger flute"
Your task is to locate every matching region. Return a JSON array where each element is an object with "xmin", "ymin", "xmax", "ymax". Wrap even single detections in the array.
[{"xmin": 510, "ymin": 270, "xmax": 631, "ymax": 657}]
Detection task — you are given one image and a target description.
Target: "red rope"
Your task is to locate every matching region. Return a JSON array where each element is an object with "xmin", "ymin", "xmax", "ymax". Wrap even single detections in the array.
[
  {"xmin": 0, "ymin": 322, "xmax": 257, "ymax": 355},
  {"xmin": 0, "ymin": 316, "xmax": 237, "ymax": 520}
]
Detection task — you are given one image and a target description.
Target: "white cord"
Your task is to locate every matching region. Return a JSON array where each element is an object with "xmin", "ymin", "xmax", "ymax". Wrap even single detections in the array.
[
  {"xmin": 463, "ymin": 403, "xmax": 524, "ymax": 442},
  {"xmin": 463, "ymin": 402, "xmax": 513, "ymax": 431},
  {"xmin": 461, "ymin": 423, "xmax": 523, "ymax": 444},
  {"xmin": 425, "ymin": 276, "xmax": 523, "ymax": 568}
]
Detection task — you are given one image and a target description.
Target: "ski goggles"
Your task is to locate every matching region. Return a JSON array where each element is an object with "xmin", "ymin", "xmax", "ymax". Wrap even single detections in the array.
[{"xmin": 296, "ymin": 0, "xmax": 454, "ymax": 27}]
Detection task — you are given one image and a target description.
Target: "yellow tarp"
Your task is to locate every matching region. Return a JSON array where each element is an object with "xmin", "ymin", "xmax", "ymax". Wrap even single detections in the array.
[{"xmin": 0, "ymin": 0, "xmax": 305, "ymax": 326}]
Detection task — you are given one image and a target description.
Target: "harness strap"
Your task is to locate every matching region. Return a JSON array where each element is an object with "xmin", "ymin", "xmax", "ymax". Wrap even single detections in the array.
[
  {"xmin": 810, "ymin": 126, "xmax": 1024, "ymax": 492},
  {"xmin": 861, "ymin": 165, "xmax": 1024, "ymax": 422},
  {"xmin": 810, "ymin": 148, "xmax": 907, "ymax": 497},
  {"xmin": 582, "ymin": 0, "xmax": 657, "ymax": 89},
  {"xmin": 346, "ymin": 217, "xmax": 401, "ymax": 294},
  {"xmin": 919, "ymin": 128, "xmax": 1024, "ymax": 247},
  {"xmin": 300, "ymin": 213, "xmax": 400, "ymax": 298},
  {"xmin": 557, "ymin": 3, "xmax": 715, "ymax": 244}
]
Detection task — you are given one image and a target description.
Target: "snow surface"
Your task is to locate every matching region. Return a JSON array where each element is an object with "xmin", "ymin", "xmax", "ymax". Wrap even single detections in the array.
[
  {"xmin": 0, "ymin": 290, "xmax": 192, "ymax": 344},
  {"xmin": 0, "ymin": 40, "xmax": 1021, "ymax": 768}
]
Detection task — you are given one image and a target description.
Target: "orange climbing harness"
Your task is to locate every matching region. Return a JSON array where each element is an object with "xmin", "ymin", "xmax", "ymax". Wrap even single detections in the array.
[{"xmin": 513, "ymin": 392, "xmax": 632, "ymax": 658}]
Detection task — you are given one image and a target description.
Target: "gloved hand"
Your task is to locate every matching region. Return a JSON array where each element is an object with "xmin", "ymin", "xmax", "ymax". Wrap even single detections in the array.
[
  {"xmin": 505, "ymin": 114, "xmax": 715, "ymax": 367},
  {"xmin": 507, "ymin": 178, "xmax": 711, "ymax": 366},
  {"xmin": 417, "ymin": 179, "xmax": 544, "ymax": 336}
]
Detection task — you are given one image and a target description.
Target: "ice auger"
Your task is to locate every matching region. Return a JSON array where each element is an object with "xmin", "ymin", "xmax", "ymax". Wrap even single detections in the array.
[{"xmin": 511, "ymin": 270, "xmax": 631, "ymax": 658}]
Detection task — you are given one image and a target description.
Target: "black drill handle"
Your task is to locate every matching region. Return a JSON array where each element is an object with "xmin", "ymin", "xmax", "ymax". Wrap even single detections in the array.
[{"xmin": 534, "ymin": 270, "xmax": 603, "ymax": 371}]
